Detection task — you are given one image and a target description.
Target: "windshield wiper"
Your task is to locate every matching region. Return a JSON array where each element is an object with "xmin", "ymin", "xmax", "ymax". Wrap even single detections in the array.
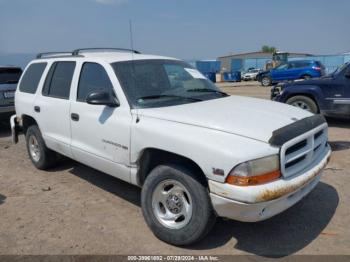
[
  {"xmin": 186, "ymin": 88, "xmax": 228, "ymax": 96},
  {"xmin": 137, "ymin": 94, "xmax": 202, "ymax": 102}
]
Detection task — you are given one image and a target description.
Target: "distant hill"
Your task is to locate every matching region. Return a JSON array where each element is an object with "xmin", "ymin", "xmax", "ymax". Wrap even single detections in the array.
[{"xmin": 0, "ymin": 53, "xmax": 35, "ymax": 69}]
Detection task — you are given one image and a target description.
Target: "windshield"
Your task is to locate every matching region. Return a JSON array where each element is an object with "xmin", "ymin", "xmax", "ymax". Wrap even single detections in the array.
[
  {"xmin": 0, "ymin": 68, "xmax": 22, "ymax": 84},
  {"xmin": 332, "ymin": 62, "xmax": 349, "ymax": 76},
  {"xmin": 112, "ymin": 59, "xmax": 227, "ymax": 108}
]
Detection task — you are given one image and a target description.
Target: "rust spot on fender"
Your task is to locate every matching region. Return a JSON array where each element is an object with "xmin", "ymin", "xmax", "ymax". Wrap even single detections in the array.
[{"xmin": 257, "ymin": 156, "xmax": 330, "ymax": 202}]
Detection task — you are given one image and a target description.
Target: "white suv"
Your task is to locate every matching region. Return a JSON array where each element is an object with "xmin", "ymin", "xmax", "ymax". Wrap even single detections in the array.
[{"xmin": 11, "ymin": 48, "xmax": 331, "ymax": 245}]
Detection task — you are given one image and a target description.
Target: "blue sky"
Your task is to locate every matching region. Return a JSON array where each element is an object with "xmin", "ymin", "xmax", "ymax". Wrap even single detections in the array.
[{"xmin": 0, "ymin": 0, "xmax": 349, "ymax": 62}]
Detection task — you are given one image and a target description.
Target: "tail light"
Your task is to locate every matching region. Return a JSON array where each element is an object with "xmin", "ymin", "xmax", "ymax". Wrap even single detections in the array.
[{"xmin": 312, "ymin": 66, "xmax": 322, "ymax": 71}]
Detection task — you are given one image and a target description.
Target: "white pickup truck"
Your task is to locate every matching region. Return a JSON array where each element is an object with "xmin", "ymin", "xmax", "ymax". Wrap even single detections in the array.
[{"xmin": 11, "ymin": 48, "xmax": 331, "ymax": 245}]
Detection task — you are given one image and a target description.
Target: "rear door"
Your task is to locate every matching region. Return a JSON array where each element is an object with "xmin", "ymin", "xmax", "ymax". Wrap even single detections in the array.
[{"xmin": 34, "ymin": 61, "xmax": 76, "ymax": 157}]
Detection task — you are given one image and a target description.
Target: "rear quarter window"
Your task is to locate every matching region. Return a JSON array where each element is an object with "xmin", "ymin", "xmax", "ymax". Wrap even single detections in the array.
[
  {"xmin": 293, "ymin": 61, "xmax": 310, "ymax": 68},
  {"xmin": 19, "ymin": 63, "xmax": 47, "ymax": 94}
]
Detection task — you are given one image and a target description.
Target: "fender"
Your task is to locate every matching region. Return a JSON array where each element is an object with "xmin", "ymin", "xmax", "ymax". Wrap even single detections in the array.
[
  {"xmin": 280, "ymin": 85, "xmax": 325, "ymax": 110},
  {"xmin": 130, "ymin": 114, "xmax": 278, "ymax": 184}
]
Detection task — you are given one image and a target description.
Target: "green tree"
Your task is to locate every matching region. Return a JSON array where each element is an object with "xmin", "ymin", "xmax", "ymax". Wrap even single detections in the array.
[{"xmin": 261, "ymin": 45, "xmax": 277, "ymax": 53}]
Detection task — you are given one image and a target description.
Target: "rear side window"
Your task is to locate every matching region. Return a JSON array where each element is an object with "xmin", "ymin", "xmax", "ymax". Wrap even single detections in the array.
[
  {"xmin": 295, "ymin": 61, "xmax": 311, "ymax": 68},
  {"xmin": 302, "ymin": 61, "xmax": 311, "ymax": 67},
  {"xmin": 19, "ymin": 63, "xmax": 47, "ymax": 94},
  {"xmin": 43, "ymin": 62, "xmax": 76, "ymax": 99},
  {"xmin": 77, "ymin": 62, "xmax": 113, "ymax": 102}
]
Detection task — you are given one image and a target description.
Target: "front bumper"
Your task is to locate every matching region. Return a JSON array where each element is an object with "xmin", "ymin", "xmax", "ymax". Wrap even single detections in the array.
[
  {"xmin": 10, "ymin": 115, "xmax": 20, "ymax": 143},
  {"xmin": 209, "ymin": 147, "xmax": 331, "ymax": 222},
  {"xmin": 270, "ymin": 85, "xmax": 283, "ymax": 100}
]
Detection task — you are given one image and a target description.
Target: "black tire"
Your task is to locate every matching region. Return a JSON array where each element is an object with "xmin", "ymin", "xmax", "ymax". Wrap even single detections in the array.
[
  {"xmin": 261, "ymin": 76, "xmax": 272, "ymax": 86},
  {"xmin": 141, "ymin": 165, "xmax": 216, "ymax": 246},
  {"xmin": 25, "ymin": 125, "xmax": 56, "ymax": 170},
  {"xmin": 286, "ymin": 95, "xmax": 318, "ymax": 114},
  {"xmin": 301, "ymin": 74, "xmax": 311, "ymax": 80}
]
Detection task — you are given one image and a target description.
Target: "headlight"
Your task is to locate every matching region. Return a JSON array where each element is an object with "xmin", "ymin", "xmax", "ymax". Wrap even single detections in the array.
[{"xmin": 226, "ymin": 155, "xmax": 280, "ymax": 186}]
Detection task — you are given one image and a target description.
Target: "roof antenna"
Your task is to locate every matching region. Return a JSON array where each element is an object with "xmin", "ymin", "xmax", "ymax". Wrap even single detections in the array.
[
  {"xmin": 129, "ymin": 19, "xmax": 135, "ymax": 60},
  {"xmin": 129, "ymin": 19, "xmax": 139, "ymax": 123}
]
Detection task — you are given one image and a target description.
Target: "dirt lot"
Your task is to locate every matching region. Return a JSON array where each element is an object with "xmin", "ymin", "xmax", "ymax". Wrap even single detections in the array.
[{"xmin": 0, "ymin": 82, "xmax": 349, "ymax": 257}]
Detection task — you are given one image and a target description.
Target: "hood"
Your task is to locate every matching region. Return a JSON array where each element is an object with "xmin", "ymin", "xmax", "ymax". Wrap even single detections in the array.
[
  {"xmin": 136, "ymin": 96, "xmax": 312, "ymax": 143},
  {"xmin": 282, "ymin": 77, "xmax": 332, "ymax": 89}
]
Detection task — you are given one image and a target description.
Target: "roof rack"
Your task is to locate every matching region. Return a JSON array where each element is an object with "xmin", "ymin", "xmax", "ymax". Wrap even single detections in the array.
[
  {"xmin": 36, "ymin": 48, "xmax": 141, "ymax": 59},
  {"xmin": 72, "ymin": 48, "xmax": 141, "ymax": 55},
  {"xmin": 36, "ymin": 52, "xmax": 75, "ymax": 59}
]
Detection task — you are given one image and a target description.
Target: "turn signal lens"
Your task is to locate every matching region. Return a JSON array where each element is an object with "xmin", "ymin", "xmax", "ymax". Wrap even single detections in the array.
[
  {"xmin": 226, "ymin": 170, "xmax": 281, "ymax": 186},
  {"xmin": 226, "ymin": 155, "xmax": 281, "ymax": 186}
]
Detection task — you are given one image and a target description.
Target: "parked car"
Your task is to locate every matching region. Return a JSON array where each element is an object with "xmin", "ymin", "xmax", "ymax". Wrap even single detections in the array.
[
  {"xmin": 257, "ymin": 60, "xmax": 325, "ymax": 86},
  {"xmin": 242, "ymin": 68, "xmax": 261, "ymax": 81},
  {"xmin": 11, "ymin": 48, "xmax": 331, "ymax": 245},
  {"xmin": 0, "ymin": 66, "xmax": 22, "ymax": 120},
  {"xmin": 272, "ymin": 61, "xmax": 350, "ymax": 117}
]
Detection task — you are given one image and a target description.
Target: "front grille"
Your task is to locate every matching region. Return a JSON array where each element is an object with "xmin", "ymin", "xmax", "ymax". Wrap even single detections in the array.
[{"xmin": 280, "ymin": 123, "xmax": 328, "ymax": 177}]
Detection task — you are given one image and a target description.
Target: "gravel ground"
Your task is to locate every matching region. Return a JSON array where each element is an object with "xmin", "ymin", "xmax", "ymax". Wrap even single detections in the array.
[{"xmin": 0, "ymin": 82, "xmax": 349, "ymax": 257}]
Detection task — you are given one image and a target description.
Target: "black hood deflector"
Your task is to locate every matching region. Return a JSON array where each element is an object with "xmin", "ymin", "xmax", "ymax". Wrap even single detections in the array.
[{"xmin": 269, "ymin": 115, "xmax": 326, "ymax": 147}]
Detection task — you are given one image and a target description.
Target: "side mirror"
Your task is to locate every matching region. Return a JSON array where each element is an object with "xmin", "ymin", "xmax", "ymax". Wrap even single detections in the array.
[
  {"xmin": 345, "ymin": 67, "xmax": 350, "ymax": 78},
  {"xmin": 86, "ymin": 91, "xmax": 120, "ymax": 107}
]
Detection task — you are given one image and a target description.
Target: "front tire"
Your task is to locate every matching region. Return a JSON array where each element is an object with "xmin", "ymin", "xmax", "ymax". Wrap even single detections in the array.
[
  {"xmin": 286, "ymin": 95, "xmax": 318, "ymax": 114},
  {"xmin": 141, "ymin": 165, "xmax": 216, "ymax": 246},
  {"xmin": 261, "ymin": 76, "xmax": 272, "ymax": 86},
  {"xmin": 25, "ymin": 125, "xmax": 56, "ymax": 170}
]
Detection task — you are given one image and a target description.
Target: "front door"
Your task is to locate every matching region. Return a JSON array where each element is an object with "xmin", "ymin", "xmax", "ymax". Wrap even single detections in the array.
[
  {"xmin": 334, "ymin": 68, "xmax": 350, "ymax": 115},
  {"xmin": 70, "ymin": 62, "xmax": 132, "ymax": 182},
  {"xmin": 271, "ymin": 63, "xmax": 289, "ymax": 81}
]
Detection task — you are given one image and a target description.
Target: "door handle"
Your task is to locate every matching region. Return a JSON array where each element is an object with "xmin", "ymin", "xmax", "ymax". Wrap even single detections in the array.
[
  {"xmin": 71, "ymin": 113, "xmax": 79, "ymax": 121},
  {"xmin": 34, "ymin": 106, "xmax": 40, "ymax": 113}
]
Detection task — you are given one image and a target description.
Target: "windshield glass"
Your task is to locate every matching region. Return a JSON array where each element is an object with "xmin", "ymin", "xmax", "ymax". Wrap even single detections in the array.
[
  {"xmin": 112, "ymin": 59, "xmax": 227, "ymax": 108},
  {"xmin": 332, "ymin": 62, "xmax": 349, "ymax": 76},
  {"xmin": 0, "ymin": 68, "xmax": 22, "ymax": 84}
]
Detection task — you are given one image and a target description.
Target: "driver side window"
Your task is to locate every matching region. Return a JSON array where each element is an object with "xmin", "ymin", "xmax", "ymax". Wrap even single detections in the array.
[
  {"xmin": 277, "ymin": 64, "xmax": 289, "ymax": 70},
  {"xmin": 77, "ymin": 63, "xmax": 114, "ymax": 102}
]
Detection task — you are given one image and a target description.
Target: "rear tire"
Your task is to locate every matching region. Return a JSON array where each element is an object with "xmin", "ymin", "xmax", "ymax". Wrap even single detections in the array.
[
  {"xmin": 141, "ymin": 165, "xmax": 216, "ymax": 246},
  {"xmin": 286, "ymin": 95, "xmax": 318, "ymax": 114},
  {"xmin": 261, "ymin": 76, "xmax": 272, "ymax": 86},
  {"xmin": 25, "ymin": 125, "xmax": 57, "ymax": 170}
]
